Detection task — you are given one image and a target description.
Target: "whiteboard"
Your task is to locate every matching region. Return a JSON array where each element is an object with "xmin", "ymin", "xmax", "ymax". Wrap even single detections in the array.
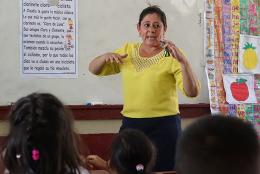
[{"xmin": 0, "ymin": 0, "xmax": 208, "ymax": 105}]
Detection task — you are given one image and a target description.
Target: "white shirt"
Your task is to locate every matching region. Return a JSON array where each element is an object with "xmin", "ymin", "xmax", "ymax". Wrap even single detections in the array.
[{"xmin": 4, "ymin": 166, "xmax": 89, "ymax": 174}]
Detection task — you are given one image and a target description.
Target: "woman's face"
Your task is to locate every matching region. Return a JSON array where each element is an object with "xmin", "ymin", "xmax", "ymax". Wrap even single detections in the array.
[{"xmin": 137, "ymin": 13, "xmax": 166, "ymax": 47}]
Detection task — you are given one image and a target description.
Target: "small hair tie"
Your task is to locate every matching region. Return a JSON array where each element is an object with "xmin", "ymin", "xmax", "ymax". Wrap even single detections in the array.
[
  {"xmin": 136, "ymin": 164, "xmax": 144, "ymax": 172},
  {"xmin": 16, "ymin": 154, "xmax": 21, "ymax": 159},
  {"xmin": 32, "ymin": 148, "xmax": 40, "ymax": 161}
]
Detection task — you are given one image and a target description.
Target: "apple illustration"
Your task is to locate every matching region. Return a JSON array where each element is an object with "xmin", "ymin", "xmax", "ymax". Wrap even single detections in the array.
[{"xmin": 230, "ymin": 78, "xmax": 249, "ymax": 101}]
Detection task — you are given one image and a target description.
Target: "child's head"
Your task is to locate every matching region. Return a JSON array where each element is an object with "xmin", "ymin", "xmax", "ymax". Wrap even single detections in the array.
[
  {"xmin": 3, "ymin": 93, "xmax": 82, "ymax": 174},
  {"xmin": 109, "ymin": 129, "xmax": 156, "ymax": 174},
  {"xmin": 176, "ymin": 114, "xmax": 260, "ymax": 174}
]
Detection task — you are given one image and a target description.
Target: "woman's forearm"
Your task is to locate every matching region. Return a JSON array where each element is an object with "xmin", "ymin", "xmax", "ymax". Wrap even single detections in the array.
[
  {"xmin": 181, "ymin": 61, "xmax": 200, "ymax": 97},
  {"xmin": 88, "ymin": 55, "xmax": 107, "ymax": 75}
]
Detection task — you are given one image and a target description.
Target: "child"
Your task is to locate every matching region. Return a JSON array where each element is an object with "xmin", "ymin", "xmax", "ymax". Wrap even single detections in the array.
[
  {"xmin": 1, "ymin": 92, "xmax": 89, "ymax": 174},
  {"xmin": 86, "ymin": 129, "xmax": 156, "ymax": 174},
  {"xmin": 175, "ymin": 114, "xmax": 260, "ymax": 174}
]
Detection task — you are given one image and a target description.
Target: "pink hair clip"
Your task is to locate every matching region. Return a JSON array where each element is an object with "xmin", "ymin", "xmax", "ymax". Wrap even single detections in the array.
[
  {"xmin": 136, "ymin": 164, "xmax": 144, "ymax": 171},
  {"xmin": 32, "ymin": 148, "xmax": 40, "ymax": 161}
]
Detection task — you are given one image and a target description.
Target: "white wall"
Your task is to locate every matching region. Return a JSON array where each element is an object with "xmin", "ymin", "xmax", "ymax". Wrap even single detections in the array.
[
  {"xmin": 0, "ymin": 118, "xmax": 199, "ymax": 135},
  {"xmin": 0, "ymin": 0, "xmax": 208, "ymax": 105}
]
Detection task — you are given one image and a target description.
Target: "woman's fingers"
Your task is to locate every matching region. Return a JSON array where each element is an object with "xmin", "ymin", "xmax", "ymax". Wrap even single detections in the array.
[
  {"xmin": 164, "ymin": 42, "xmax": 177, "ymax": 57},
  {"xmin": 120, "ymin": 53, "xmax": 128, "ymax": 58},
  {"xmin": 162, "ymin": 40, "xmax": 186, "ymax": 63},
  {"xmin": 105, "ymin": 53, "xmax": 128, "ymax": 64}
]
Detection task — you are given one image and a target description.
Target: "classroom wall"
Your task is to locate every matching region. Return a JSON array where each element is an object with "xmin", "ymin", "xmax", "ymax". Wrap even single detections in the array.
[
  {"xmin": 0, "ymin": 104, "xmax": 209, "ymax": 135},
  {"xmin": 0, "ymin": 0, "xmax": 208, "ymax": 106},
  {"xmin": 0, "ymin": 118, "xmax": 198, "ymax": 136}
]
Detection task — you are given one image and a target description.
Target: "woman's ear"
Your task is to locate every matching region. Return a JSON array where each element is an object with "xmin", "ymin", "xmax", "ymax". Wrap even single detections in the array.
[{"xmin": 137, "ymin": 24, "xmax": 141, "ymax": 33}]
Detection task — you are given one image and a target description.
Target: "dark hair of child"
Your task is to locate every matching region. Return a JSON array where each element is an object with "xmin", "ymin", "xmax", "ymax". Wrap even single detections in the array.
[
  {"xmin": 109, "ymin": 129, "xmax": 156, "ymax": 174},
  {"xmin": 1, "ymin": 93, "xmax": 83, "ymax": 174},
  {"xmin": 176, "ymin": 114, "xmax": 260, "ymax": 174}
]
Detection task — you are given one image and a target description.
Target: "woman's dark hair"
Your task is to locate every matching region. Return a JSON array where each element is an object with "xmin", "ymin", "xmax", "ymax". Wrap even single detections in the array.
[
  {"xmin": 2, "ymin": 93, "xmax": 82, "ymax": 174},
  {"xmin": 138, "ymin": 5, "xmax": 167, "ymax": 28},
  {"xmin": 109, "ymin": 129, "xmax": 156, "ymax": 174}
]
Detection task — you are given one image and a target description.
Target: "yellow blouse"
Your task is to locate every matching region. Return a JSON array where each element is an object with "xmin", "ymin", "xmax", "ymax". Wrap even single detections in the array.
[{"xmin": 98, "ymin": 42, "xmax": 188, "ymax": 118}]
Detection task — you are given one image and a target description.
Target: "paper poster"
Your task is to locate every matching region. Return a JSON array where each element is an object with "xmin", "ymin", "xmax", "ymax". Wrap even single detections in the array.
[
  {"xmin": 222, "ymin": 0, "xmax": 232, "ymax": 74},
  {"xmin": 223, "ymin": 74, "xmax": 257, "ymax": 104},
  {"xmin": 240, "ymin": 0, "xmax": 249, "ymax": 34},
  {"xmin": 239, "ymin": 35, "xmax": 260, "ymax": 74},
  {"xmin": 21, "ymin": 0, "xmax": 78, "ymax": 78},
  {"xmin": 205, "ymin": 0, "xmax": 260, "ymax": 136},
  {"xmin": 205, "ymin": 0, "xmax": 218, "ymax": 113},
  {"xmin": 230, "ymin": 0, "xmax": 239, "ymax": 74}
]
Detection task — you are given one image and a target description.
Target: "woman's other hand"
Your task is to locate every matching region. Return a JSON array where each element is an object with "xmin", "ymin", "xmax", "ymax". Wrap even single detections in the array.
[
  {"xmin": 161, "ymin": 40, "xmax": 187, "ymax": 65},
  {"xmin": 162, "ymin": 39, "xmax": 200, "ymax": 97}
]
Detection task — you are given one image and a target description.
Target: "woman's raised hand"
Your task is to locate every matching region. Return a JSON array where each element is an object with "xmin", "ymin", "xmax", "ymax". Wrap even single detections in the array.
[
  {"xmin": 161, "ymin": 40, "xmax": 187, "ymax": 65},
  {"xmin": 103, "ymin": 53, "xmax": 128, "ymax": 64}
]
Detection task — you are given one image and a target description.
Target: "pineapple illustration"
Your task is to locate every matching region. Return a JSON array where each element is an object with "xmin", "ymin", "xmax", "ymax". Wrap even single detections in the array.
[{"xmin": 242, "ymin": 42, "xmax": 258, "ymax": 70}]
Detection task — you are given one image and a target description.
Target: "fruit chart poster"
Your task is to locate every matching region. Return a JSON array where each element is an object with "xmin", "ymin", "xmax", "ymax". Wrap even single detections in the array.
[
  {"xmin": 205, "ymin": 0, "xmax": 260, "ymax": 136},
  {"xmin": 239, "ymin": 35, "xmax": 260, "ymax": 74},
  {"xmin": 223, "ymin": 74, "xmax": 257, "ymax": 104}
]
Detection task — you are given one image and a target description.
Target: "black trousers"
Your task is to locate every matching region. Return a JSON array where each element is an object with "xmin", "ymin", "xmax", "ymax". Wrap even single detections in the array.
[{"xmin": 119, "ymin": 115, "xmax": 182, "ymax": 172}]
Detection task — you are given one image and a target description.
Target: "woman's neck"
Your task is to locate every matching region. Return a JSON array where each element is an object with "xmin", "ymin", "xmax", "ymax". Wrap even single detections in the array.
[{"xmin": 139, "ymin": 43, "xmax": 163, "ymax": 58}]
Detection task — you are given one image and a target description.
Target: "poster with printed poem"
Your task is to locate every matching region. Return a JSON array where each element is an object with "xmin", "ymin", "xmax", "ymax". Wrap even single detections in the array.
[{"xmin": 21, "ymin": 0, "xmax": 78, "ymax": 78}]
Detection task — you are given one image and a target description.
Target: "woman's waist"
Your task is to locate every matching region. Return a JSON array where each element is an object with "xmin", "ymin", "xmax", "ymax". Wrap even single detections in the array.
[{"xmin": 121, "ymin": 107, "xmax": 180, "ymax": 118}]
